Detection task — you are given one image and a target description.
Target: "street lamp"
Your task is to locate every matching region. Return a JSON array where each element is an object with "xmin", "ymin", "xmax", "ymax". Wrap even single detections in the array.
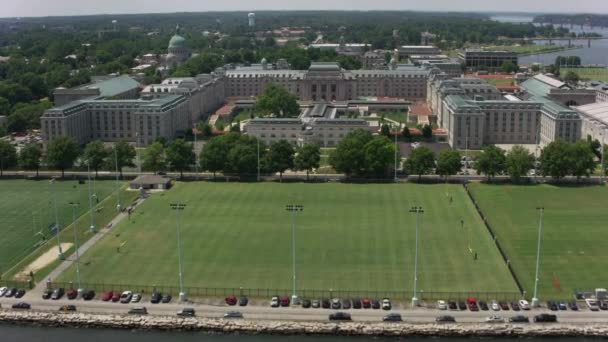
[
  {"xmin": 114, "ymin": 144, "xmax": 122, "ymax": 212},
  {"xmin": 394, "ymin": 130, "xmax": 398, "ymax": 183},
  {"xmin": 194, "ymin": 129, "xmax": 200, "ymax": 181},
  {"xmin": 170, "ymin": 203, "xmax": 187, "ymax": 302},
  {"xmin": 286, "ymin": 204, "xmax": 303, "ymax": 304},
  {"xmin": 69, "ymin": 202, "xmax": 82, "ymax": 296},
  {"xmin": 531, "ymin": 207, "xmax": 544, "ymax": 307},
  {"xmin": 409, "ymin": 206, "xmax": 424, "ymax": 307},
  {"xmin": 86, "ymin": 160, "xmax": 96, "ymax": 233},
  {"xmin": 49, "ymin": 179, "xmax": 64, "ymax": 260},
  {"xmin": 257, "ymin": 139, "xmax": 261, "ymax": 182}
]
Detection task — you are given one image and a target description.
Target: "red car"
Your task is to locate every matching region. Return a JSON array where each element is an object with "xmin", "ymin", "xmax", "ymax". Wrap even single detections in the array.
[
  {"xmin": 279, "ymin": 296, "xmax": 290, "ymax": 307},
  {"xmin": 102, "ymin": 291, "xmax": 113, "ymax": 301},
  {"xmin": 66, "ymin": 288, "xmax": 78, "ymax": 300},
  {"xmin": 225, "ymin": 296, "xmax": 237, "ymax": 305},
  {"xmin": 111, "ymin": 292, "xmax": 120, "ymax": 302},
  {"xmin": 362, "ymin": 298, "xmax": 371, "ymax": 309}
]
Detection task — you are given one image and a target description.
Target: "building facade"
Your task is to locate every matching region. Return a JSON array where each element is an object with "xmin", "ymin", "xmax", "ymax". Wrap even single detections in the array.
[{"xmin": 458, "ymin": 50, "xmax": 518, "ymax": 69}]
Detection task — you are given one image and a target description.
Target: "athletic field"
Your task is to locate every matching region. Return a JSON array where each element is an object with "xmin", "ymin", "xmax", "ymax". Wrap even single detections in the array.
[
  {"xmin": 468, "ymin": 183, "xmax": 608, "ymax": 299},
  {"xmin": 58, "ymin": 182, "xmax": 518, "ymax": 295},
  {"xmin": 560, "ymin": 67, "xmax": 608, "ymax": 83},
  {"xmin": 0, "ymin": 179, "xmax": 118, "ymax": 273}
]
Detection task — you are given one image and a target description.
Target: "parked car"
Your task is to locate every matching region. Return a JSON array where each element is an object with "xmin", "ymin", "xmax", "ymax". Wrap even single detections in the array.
[
  {"xmin": 239, "ymin": 296, "xmax": 248, "ymax": 306},
  {"xmin": 352, "ymin": 298, "xmax": 362, "ymax": 309},
  {"xmin": 101, "ymin": 291, "xmax": 113, "ymax": 301},
  {"xmin": 510, "ymin": 301, "xmax": 520, "ymax": 311},
  {"xmin": 534, "ymin": 314, "xmax": 557, "ymax": 323},
  {"xmin": 448, "ymin": 300, "xmax": 457, "ymax": 310},
  {"xmin": 371, "ymin": 299, "xmax": 381, "ymax": 309},
  {"xmin": 498, "ymin": 301, "xmax": 510, "ymax": 310},
  {"xmin": 0, "ymin": 287, "xmax": 8, "ymax": 297},
  {"xmin": 436, "ymin": 315, "xmax": 456, "ymax": 323},
  {"xmin": 485, "ymin": 315, "xmax": 504, "ymax": 323},
  {"xmin": 457, "ymin": 301, "xmax": 467, "ymax": 311},
  {"xmin": 66, "ymin": 288, "xmax": 78, "ymax": 300},
  {"xmin": 51, "ymin": 288, "xmax": 65, "ymax": 300},
  {"xmin": 223, "ymin": 311, "xmax": 243, "ymax": 319},
  {"xmin": 467, "ymin": 298, "xmax": 478, "ymax": 311},
  {"xmin": 311, "ymin": 299, "xmax": 320, "ymax": 308},
  {"xmin": 12, "ymin": 302, "xmax": 31, "ymax": 310},
  {"xmin": 111, "ymin": 292, "xmax": 120, "ymax": 302},
  {"xmin": 177, "ymin": 308, "xmax": 195, "ymax": 317},
  {"xmin": 518, "ymin": 300, "xmax": 530, "ymax": 310},
  {"xmin": 382, "ymin": 298, "xmax": 392, "ymax": 310},
  {"xmin": 225, "ymin": 296, "xmax": 237, "ymax": 306},
  {"xmin": 322, "ymin": 298, "xmax": 331, "ymax": 309},
  {"xmin": 302, "ymin": 299, "xmax": 311, "ymax": 308},
  {"xmin": 585, "ymin": 299, "xmax": 599, "ymax": 311},
  {"xmin": 362, "ymin": 298, "xmax": 371, "ymax": 309},
  {"xmin": 383, "ymin": 313, "xmax": 402, "ymax": 322},
  {"xmin": 59, "ymin": 305, "xmax": 77, "ymax": 312},
  {"xmin": 479, "ymin": 300, "xmax": 489, "ymax": 311},
  {"xmin": 342, "ymin": 299, "xmax": 351, "ymax": 309},
  {"xmin": 331, "ymin": 298, "xmax": 341, "ymax": 309},
  {"xmin": 161, "ymin": 294, "xmax": 172, "ymax": 303},
  {"xmin": 329, "ymin": 312, "xmax": 351, "ymax": 321},
  {"xmin": 599, "ymin": 301, "xmax": 608, "ymax": 310},
  {"xmin": 568, "ymin": 301, "xmax": 579, "ymax": 311},
  {"xmin": 42, "ymin": 289, "xmax": 53, "ymax": 300},
  {"xmin": 437, "ymin": 300, "xmax": 447, "ymax": 310},
  {"xmin": 150, "ymin": 291, "xmax": 162, "ymax": 304},
  {"xmin": 82, "ymin": 290, "xmax": 95, "ymax": 301},
  {"xmin": 491, "ymin": 300, "xmax": 500, "ymax": 311},
  {"xmin": 5, "ymin": 288, "xmax": 17, "ymax": 297},
  {"xmin": 509, "ymin": 315, "xmax": 530, "ymax": 323},
  {"xmin": 279, "ymin": 296, "xmax": 290, "ymax": 307},
  {"xmin": 128, "ymin": 307, "xmax": 148, "ymax": 315},
  {"xmin": 558, "ymin": 301, "xmax": 567, "ymax": 310},
  {"xmin": 546, "ymin": 301, "xmax": 558, "ymax": 311},
  {"xmin": 120, "ymin": 291, "xmax": 133, "ymax": 304},
  {"xmin": 15, "ymin": 289, "xmax": 26, "ymax": 298},
  {"xmin": 130, "ymin": 293, "xmax": 141, "ymax": 303},
  {"xmin": 270, "ymin": 296, "xmax": 279, "ymax": 308}
]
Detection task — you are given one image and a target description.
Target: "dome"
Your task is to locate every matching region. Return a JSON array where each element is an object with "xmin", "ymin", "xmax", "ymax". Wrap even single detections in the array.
[{"xmin": 168, "ymin": 34, "xmax": 186, "ymax": 49}]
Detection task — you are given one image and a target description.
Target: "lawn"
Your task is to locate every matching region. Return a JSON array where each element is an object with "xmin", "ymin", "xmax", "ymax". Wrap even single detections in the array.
[
  {"xmin": 561, "ymin": 67, "xmax": 608, "ymax": 83},
  {"xmin": 58, "ymin": 182, "xmax": 518, "ymax": 297},
  {"xmin": 485, "ymin": 78, "xmax": 515, "ymax": 87},
  {"xmin": 0, "ymin": 179, "xmax": 119, "ymax": 274},
  {"xmin": 482, "ymin": 44, "xmax": 570, "ymax": 55},
  {"xmin": 468, "ymin": 183, "xmax": 608, "ymax": 299}
]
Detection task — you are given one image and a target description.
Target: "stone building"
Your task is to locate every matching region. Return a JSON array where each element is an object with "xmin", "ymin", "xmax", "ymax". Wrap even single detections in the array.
[
  {"xmin": 52, "ymin": 75, "xmax": 141, "ymax": 106},
  {"xmin": 458, "ymin": 50, "xmax": 518, "ymax": 69}
]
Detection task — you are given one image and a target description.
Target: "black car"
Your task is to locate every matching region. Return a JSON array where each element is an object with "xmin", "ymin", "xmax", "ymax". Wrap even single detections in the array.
[
  {"xmin": 42, "ymin": 289, "xmax": 53, "ymax": 300},
  {"xmin": 352, "ymin": 298, "xmax": 362, "ymax": 309},
  {"xmin": 239, "ymin": 296, "xmax": 248, "ymax": 306},
  {"xmin": 448, "ymin": 300, "xmax": 457, "ymax": 310},
  {"xmin": 14, "ymin": 289, "xmax": 26, "ymax": 298},
  {"xmin": 51, "ymin": 288, "xmax": 65, "ymax": 300},
  {"xmin": 82, "ymin": 290, "xmax": 95, "ymax": 301},
  {"xmin": 342, "ymin": 299, "xmax": 351, "ymax": 309},
  {"xmin": 509, "ymin": 315, "xmax": 530, "ymax": 323},
  {"xmin": 499, "ymin": 301, "xmax": 510, "ymax": 310},
  {"xmin": 329, "ymin": 312, "xmax": 352, "ymax": 321},
  {"xmin": 436, "ymin": 315, "xmax": 456, "ymax": 323},
  {"xmin": 302, "ymin": 299, "xmax": 311, "ymax": 308},
  {"xmin": 5, "ymin": 288, "xmax": 17, "ymax": 297},
  {"xmin": 546, "ymin": 301, "xmax": 558, "ymax": 311},
  {"xmin": 599, "ymin": 301, "xmax": 608, "ymax": 310},
  {"xmin": 534, "ymin": 314, "xmax": 557, "ymax": 323},
  {"xmin": 321, "ymin": 298, "xmax": 331, "ymax": 309},
  {"xmin": 371, "ymin": 299, "xmax": 381, "ymax": 309},
  {"xmin": 479, "ymin": 300, "xmax": 489, "ymax": 311},
  {"xmin": 12, "ymin": 302, "xmax": 31, "ymax": 309},
  {"xmin": 558, "ymin": 301, "xmax": 567, "ymax": 310},
  {"xmin": 161, "ymin": 294, "xmax": 172, "ymax": 303},
  {"xmin": 177, "ymin": 308, "xmax": 196, "ymax": 317},
  {"xmin": 151, "ymin": 291, "xmax": 162, "ymax": 304},
  {"xmin": 383, "ymin": 313, "xmax": 402, "ymax": 322},
  {"xmin": 510, "ymin": 302, "xmax": 520, "ymax": 311},
  {"xmin": 568, "ymin": 301, "xmax": 579, "ymax": 311},
  {"xmin": 457, "ymin": 301, "xmax": 467, "ymax": 310}
]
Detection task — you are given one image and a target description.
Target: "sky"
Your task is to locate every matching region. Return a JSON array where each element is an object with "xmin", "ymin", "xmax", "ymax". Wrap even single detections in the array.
[{"xmin": 2, "ymin": 0, "xmax": 608, "ymax": 18}]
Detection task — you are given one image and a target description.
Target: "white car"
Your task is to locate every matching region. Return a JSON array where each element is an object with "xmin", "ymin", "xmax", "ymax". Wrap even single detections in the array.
[
  {"xmin": 585, "ymin": 298, "xmax": 599, "ymax": 311},
  {"xmin": 518, "ymin": 299, "xmax": 530, "ymax": 310},
  {"xmin": 491, "ymin": 300, "xmax": 500, "ymax": 311},
  {"xmin": 270, "ymin": 296, "xmax": 279, "ymax": 308},
  {"xmin": 437, "ymin": 300, "xmax": 447, "ymax": 310},
  {"xmin": 485, "ymin": 315, "xmax": 504, "ymax": 323},
  {"xmin": 382, "ymin": 298, "xmax": 391, "ymax": 310},
  {"xmin": 119, "ymin": 291, "xmax": 132, "ymax": 303},
  {"xmin": 0, "ymin": 287, "xmax": 7, "ymax": 297},
  {"xmin": 131, "ymin": 293, "xmax": 141, "ymax": 303}
]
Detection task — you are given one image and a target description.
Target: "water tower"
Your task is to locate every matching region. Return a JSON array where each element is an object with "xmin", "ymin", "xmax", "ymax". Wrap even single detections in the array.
[{"xmin": 248, "ymin": 13, "xmax": 256, "ymax": 28}]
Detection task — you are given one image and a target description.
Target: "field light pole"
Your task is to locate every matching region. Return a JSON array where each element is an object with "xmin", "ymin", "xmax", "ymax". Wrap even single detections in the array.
[
  {"xmin": 531, "ymin": 207, "xmax": 544, "ymax": 307},
  {"xmin": 409, "ymin": 206, "xmax": 424, "ymax": 307},
  {"xmin": 114, "ymin": 144, "xmax": 122, "ymax": 212},
  {"xmin": 194, "ymin": 129, "xmax": 200, "ymax": 181},
  {"xmin": 69, "ymin": 202, "xmax": 82, "ymax": 296},
  {"xmin": 86, "ymin": 160, "xmax": 96, "ymax": 233},
  {"xmin": 286, "ymin": 204, "xmax": 303, "ymax": 304},
  {"xmin": 50, "ymin": 179, "xmax": 64, "ymax": 260},
  {"xmin": 171, "ymin": 203, "xmax": 187, "ymax": 302},
  {"xmin": 601, "ymin": 130, "xmax": 605, "ymax": 184},
  {"xmin": 257, "ymin": 139, "xmax": 260, "ymax": 182},
  {"xmin": 394, "ymin": 131, "xmax": 398, "ymax": 182}
]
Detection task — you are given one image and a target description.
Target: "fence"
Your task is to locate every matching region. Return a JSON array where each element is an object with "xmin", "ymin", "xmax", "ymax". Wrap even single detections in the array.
[
  {"xmin": 48, "ymin": 281, "xmax": 521, "ymax": 302},
  {"xmin": 0, "ymin": 280, "xmax": 32, "ymax": 289}
]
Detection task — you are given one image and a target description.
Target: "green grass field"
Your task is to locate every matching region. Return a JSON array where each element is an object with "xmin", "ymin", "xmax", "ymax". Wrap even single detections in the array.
[
  {"xmin": 58, "ymin": 182, "xmax": 518, "ymax": 295},
  {"xmin": 0, "ymin": 179, "xmax": 119, "ymax": 273},
  {"xmin": 468, "ymin": 183, "xmax": 608, "ymax": 299},
  {"xmin": 482, "ymin": 45, "xmax": 570, "ymax": 55},
  {"xmin": 561, "ymin": 67, "xmax": 608, "ymax": 82}
]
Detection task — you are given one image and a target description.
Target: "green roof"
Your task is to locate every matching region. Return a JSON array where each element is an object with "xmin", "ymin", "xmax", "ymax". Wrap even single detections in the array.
[
  {"xmin": 519, "ymin": 78, "xmax": 554, "ymax": 97},
  {"xmin": 444, "ymin": 95, "xmax": 479, "ymax": 110},
  {"xmin": 77, "ymin": 75, "xmax": 140, "ymax": 98}
]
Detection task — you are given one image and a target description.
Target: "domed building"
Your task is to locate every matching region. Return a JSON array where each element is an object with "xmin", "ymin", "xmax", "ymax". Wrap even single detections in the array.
[{"xmin": 165, "ymin": 25, "xmax": 191, "ymax": 70}]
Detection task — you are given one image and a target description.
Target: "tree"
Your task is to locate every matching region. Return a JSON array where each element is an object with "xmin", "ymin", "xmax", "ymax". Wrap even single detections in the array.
[
  {"xmin": 45, "ymin": 136, "xmax": 80, "ymax": 177},
  {"xmin": 329, "ymin": 129, "xmax": 373, "ymax": 176},
  {"xmin": 256, "ymin": 83, "xmax": 300, "ymax": 118},
  {"xmin": 531, "ymin": 64, "xmax": 541, "ymax": 72},
  {"xmin": 422, "ymin": 124, "xmax": 433, "ymax": 140},
  {"xmin": 230, "ymin": 121, "xmax": 241, "ymax": 133},
  {"xmin": 267, "ymin": 140, "xmax": 295, "ymax": 181},
  {"xmin": 19, "ymin": 143, "xmax": 42, "ymax": 176},
  {"xmin": 364, "ymin": 136, "xmax": 396, "ymax": 178},
  {"xmin": 505, "ymin": 145, "xmax": 535, "ymax": 182},
  {"xmin": 540, "ymin": 139, "xmax": 571, "ymax": 180},
  {"xmin": 226, "ymin": 143, "xmax": 258, "ymax": 176},
  {"xmin": 474, "ymin": 145, "xmax": 506, "ymax": 181},
  {"xmin": 294, "ymin": 144, "xmax": 321, "ymax": 181},
  {"xmin": 570, "ymin": 140, "xmax": 596, "ymax": 179},
  {"xmin": 82, "ymin": 140, "xmax": 108, "ymax": 176},
  {"xmin": 380, "ymin": 123, "xmax": 391, "ymax": 137},
  {"xmin": 500, "ymin": 60, "xmax": 518, "ymax": 73},
  {"xmin": 436, "ymin": 149, "xmax": 461, "ymax": 180},
  {"xmin": 587, "ymin": 136, "xmax": 602, "ymax": 160},
  {"xmin": 0, "ymin": 140, "xmax": 17, "ymax": 176},
  {"xmin": 165, "ymin": 139, "xmax": 195, "ymax": 177},
  {"xmin": 404, "ymin": 146, "xmax": 435, "ymax": 180},
  {"xmin": 603, "ymin": 145, "xmax": 608, "ymax": 177},
  {"xmin": 0, "ymin": 96, "xmax": 10, "ymax": 115},
  {"xmin": 564, "ymin": 71, "xmax": 579, "ymax": 85},
  {"xmin": 111, "ymin": 141, "xmax": 136, "ymax": 177},
  {"xmin": 142, "ymin": 141, "xmax": 165, "ymax": 173},
  {"xmin": 402, "ymin": 125, "xmax": 412, "ymax": 141},
  {"xmin": 196, "ymin": 122, "xmax": 213, "ymax": 139},
  {"xmin": 200, "ymin": 135, "xmax": 231, "ymax": 177}
]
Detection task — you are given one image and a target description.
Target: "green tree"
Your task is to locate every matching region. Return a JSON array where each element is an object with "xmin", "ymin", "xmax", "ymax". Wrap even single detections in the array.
[
  {"xmin": 230, "ymin": 121, "xmax": 241, "ymax": 133},
  {"xmin": 45, "ymin": 136, "xmax": 80, "ymax": 177},
  {"xmin": 603, "ymin": 145, "xmax": 608, "ymax": 176},
  {"xmin": 267, "ymin": 140, "xmax": 295, "ymax": 181},
  {"xmin": 111, "ymin": 140, "xmax": 136, "ymax": 177},
  {"xmin": 404, "ymin": 146, "xmax": 435, "ymax": 180},
  {"xmin": 256, "ymin": 83, "xmax": 300, "ymax": 118},
  {"xmin": 196, "ymin": 122, "xmax": 213, "ymax": 139},
  {"xmin": 505, "ymin": 145, "xmax": 535, "ymax": 182},
  {"xmin": 422, "ymin": 124, "xmax": 433, "ymax": 140},
  {"xmin": 564, "ymin": 71, "xmax": 579, "ymax": 84},
  {"xmin": 436, "ymin": 149, "xmax": 461, "ymax": 180},
  {"xmin": 166, "ymin": 139, "xmax": 195, "ymax": 177},
  {"xmin": 226, "ymin": 143, "xmax": 258, "ymax": 176},
  {"xmin": 531, "ymin": 64, "xmax": 541, "ymax": 72},
  {"xmin": 0, "ymin": 140, "xmax": 17, "ymax": 176},
  {"xmin": 200, "ymin": 135, "xmax": 231, "ymax": 177},
  {"xmin": 500, "ymin": 60, "xmax": 518, "ymax": 73},
  {"xmin": 380, "ymin": 123, "xmax": 391, "ymax": 137},
  {"xmin": 329, "ymin": 129, "xmax": 373, "ymax": 176},
  {"xmin": 0, "ymin": 96, "xmax": 10, "ymax": 115},
  {"xmin": 82, "ymin": 140, "xmax": 108, "ymax": 176},
  {"xmin": 570, "ymin": 140, "xmax": 596, "ymax": 179},
  {"xmin": 402, "ymin": 125, "xmax": 412, "ymax": 141},
  {"xmin": 19, "ymin": 143, "xmax": 42, "ymax": 176},
  {"xmin": 294, "ymin": 144, "xmax": 321, "ymax": 181},
  {"xmin": 474, "ymin": 145, "xmax": 506, "ymax": 181},
  {"xmin": 364, "ymin": 136, "xmax": 397, "ymax": 178},
  {"xmin": 540, "ymin": 139, "xmax": 571, "ymax": 180},
  {"xmin": 142, "ymin": 141, "xmax": 165, "ymax": 173}
]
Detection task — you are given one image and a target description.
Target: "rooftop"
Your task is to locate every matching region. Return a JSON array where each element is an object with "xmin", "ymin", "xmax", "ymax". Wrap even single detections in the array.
[
  {"xmin": 73, "ymin": 75, "xmax": 140, "ymax": 98},
  {"xmin": 575, "ymin": 102, "xmax": 608, "ymax": 126}
]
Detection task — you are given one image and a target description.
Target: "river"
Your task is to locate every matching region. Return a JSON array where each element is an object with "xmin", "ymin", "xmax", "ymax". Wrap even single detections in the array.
[{"xmin": 0, "ymin": 324, "xmax": 604, "ymax": 342}]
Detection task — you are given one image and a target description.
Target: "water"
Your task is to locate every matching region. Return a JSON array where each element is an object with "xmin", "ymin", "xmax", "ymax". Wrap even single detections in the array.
[
  {"xmin": 0, "ymin": 324, "xmax": 603, "ymax": 342},
  {"xmin": 490, "ymin": 15, "xmax": 534, "ymax": 24},
  {"xmin": 519, "ymin": 39, "xmax": 608, "ymax": 66}
]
